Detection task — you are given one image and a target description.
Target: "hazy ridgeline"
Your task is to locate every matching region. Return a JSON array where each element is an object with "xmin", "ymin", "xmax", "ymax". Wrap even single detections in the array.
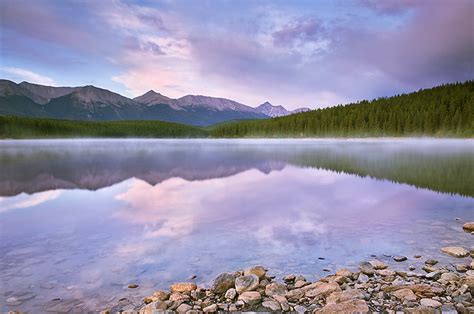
[{"xmin": 210, "ymin": 81, "xmax": 474, "ymax": 138}]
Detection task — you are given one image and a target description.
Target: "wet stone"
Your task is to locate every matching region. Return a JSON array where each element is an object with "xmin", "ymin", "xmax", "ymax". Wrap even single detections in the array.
[{"xmin": 393, "ymin": 255, "xmax": 408, "ymax": 262}]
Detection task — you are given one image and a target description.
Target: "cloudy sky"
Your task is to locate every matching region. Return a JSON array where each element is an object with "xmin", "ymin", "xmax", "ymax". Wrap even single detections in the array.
[{"xmin": 0, "ymin": 0, "xmax": 472, "ymax": 109}]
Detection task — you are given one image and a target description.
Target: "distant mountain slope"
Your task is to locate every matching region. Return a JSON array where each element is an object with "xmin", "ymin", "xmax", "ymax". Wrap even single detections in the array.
[
  {"xmin": 256, "ymin": 101, "xmax": 310, "ymax": 117},
  {"xmin": 0, "ymin": 80, "xmax": 273, "ymax": 126},
  {"xmin": 211, "ymin": 81, "xmax": 474, "ymax": 138},
  {"xmin": 19, "ymin": 81, "xmax": 79, "ymax": 104},
  {"xmin": 44, "ymin": 85, "xmax": 144, "ymax": 120}
]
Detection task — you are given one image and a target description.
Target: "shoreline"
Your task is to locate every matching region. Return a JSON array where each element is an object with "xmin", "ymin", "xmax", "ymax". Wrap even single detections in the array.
[{"xmin": 101, "ymin": 223, "xmax": 474, "ymax": 313}]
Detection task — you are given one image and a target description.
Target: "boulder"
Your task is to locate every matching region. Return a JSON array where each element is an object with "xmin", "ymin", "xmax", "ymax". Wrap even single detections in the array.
[
  {"xmin": 152, "ymin": 290, "xmax": 169, "ymax": 301},
  {"xmin": 262, "ymin": 299, "xmax": 281, "ymax": 311},
  {"xmin": 224, "ymin": 288, "xmax": 237, "ymax": 300},
  {"xmin": 238, "ymin": 291, "xmax": 261, "ymax": 305},
  {"xmin": 211, "ymin": 273, "xmax": 236, "ymax": 294},
  {"xmin": 359, "ymin": 262, "xmax": 375, "ymax": 276},
  {"xmin": 383, "ymin": 284, "xmax": 444, "ymax": 297},
  {"xmin": 273, "ymin": 295, "xmax": 289, "ymax": 311},
  {"xmin": 176, "ymin": 303, "xmax": 192, "ymax": 313},
  {"xmin": 392, "ymin": 288, "xmax": 417, "ymax": 302},
  {"xmin": 440, "ymin": 246, "xmax": 469, "ymax": 258},
  {"xmin": 326, "ymin": 289, "xmax": 363, "ymax": 304},
  {"xmin": 139, "ymin": 300, "xmax": 168, "ymax": 314},
  {"xmin": 420, "ymin": 298, "xmax": 442, "ymax": 308},
  {"xmin": 369, "ymin": 260, "xmax": 387, "ymax": 270},
  {"xmin": 235, "ymin": 274, "xmax": 259, "ymax": 293},
  {"xmin": 462, "ymin": 222, "xmax": 474, "ymax": 232},
  {"xmin": 169, "ymin": 292, "xmax": 189, "ymax": 302},
  {"xmin": 439, "ymin": 272, "xmax": 459, "ymax": 282},
  {"xmin": 243, "ymin": 266, "xmax": 266, "ymax": 279},
  {"xmin": 316, "ymin": 299, "xmax": 369, "ymax": 313},
  {"xmin": 170, "ymin": 283, "xmax": 197, "ymax": 293},
  {"xmin": 376, "ymin": 269, "xmax": 396, "ymax": 277},
  {"xmin": 335, "ymin": 268, "xmax": 352, "ymax": 277},
  {"xmin": 265, "ymin": 282, "xmax": 288, "ymax": 297},
  {"xmin": 203, "ymin": 304, "xmax": 217, "ymax": 312},
  {"xmin": 305, "ymin": 282, "xmax": 341, "ymax": 298}
]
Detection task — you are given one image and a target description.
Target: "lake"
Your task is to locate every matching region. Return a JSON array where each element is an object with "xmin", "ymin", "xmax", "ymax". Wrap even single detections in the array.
[{"xmin": 1, "ymin": 139, "xmax": 473, "ymax": 312}]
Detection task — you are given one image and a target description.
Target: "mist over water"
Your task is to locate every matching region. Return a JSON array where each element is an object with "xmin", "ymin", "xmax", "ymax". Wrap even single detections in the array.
[{"xmin": 1, "ymin": 139, "xmax": 473, "ymax": 312}]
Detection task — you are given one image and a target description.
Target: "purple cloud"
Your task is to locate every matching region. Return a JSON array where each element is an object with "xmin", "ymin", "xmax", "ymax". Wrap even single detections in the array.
[{"xmin": 0, "ymin": 0, "xmax": 472, "ymax": 109}]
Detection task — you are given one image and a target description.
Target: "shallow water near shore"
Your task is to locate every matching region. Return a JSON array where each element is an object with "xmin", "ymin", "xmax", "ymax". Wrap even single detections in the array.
[{"xmin": 0, "ymin": 139, "xmax": 473, "ymax": 312}]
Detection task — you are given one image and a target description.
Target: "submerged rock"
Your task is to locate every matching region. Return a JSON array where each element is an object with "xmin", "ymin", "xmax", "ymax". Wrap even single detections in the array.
[
  {"xmin": 440, "ymin": 246, "xmax": 469, "ymax": 258},
  {"xmin": 393, "ymin": 255, "xmax": 408, "ymax": 262}
]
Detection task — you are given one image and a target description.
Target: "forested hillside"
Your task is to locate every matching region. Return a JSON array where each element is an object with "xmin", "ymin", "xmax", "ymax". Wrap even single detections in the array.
[
  {"xmin": 0, "ymin": 116, "xmax": 207, "ymax": 138},
  {"xmin": 210, "ymin": 81, "xmax": 474, "ymax": 138}
]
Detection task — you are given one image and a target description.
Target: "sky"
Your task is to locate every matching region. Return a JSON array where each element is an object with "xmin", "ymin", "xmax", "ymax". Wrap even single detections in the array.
[{"xmin": 0, "ymin": 0, "xmax": 473, "ymax": 109}]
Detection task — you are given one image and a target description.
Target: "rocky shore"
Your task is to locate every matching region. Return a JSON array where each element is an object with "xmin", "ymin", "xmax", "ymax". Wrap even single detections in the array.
[{"xmin": 114, "ymin": 222, "xmax": 473, "ymax": 313}]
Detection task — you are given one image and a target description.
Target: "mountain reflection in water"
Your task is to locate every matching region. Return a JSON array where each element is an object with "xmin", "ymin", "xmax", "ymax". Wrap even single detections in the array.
[
  {"xmin": 1, "ymin": 139, "xmax": 473, "ymax": 197},
  {"xmin": 0, "ymin": 139, "xmax": 473, "ymax": 312}
]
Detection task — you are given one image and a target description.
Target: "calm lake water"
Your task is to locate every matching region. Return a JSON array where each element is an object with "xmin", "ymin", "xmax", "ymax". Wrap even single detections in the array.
[{"xmin": 1, "ymin": 139, "xmax": 473, "ymax": 312}]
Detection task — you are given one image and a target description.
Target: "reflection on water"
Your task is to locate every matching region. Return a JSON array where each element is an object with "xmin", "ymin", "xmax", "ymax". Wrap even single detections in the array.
[{"xmin": 0, "ymin": 139, "xmax": 473, "ymax": 312}]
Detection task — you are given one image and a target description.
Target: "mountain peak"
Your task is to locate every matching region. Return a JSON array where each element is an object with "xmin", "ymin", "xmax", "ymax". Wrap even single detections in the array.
[
  {"xmin": 256, "ymin": 101, "xmax": 289, "ymax": 117},
  {"xmin": 134, "ymin": 90, "xmax": 175, "ymax": 107}
]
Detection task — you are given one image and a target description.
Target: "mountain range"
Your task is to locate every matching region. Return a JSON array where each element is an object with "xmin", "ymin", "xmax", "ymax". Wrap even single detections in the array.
[{"xmin": 0, "ymin": 80, "xmax": 310, "ymax": 126}]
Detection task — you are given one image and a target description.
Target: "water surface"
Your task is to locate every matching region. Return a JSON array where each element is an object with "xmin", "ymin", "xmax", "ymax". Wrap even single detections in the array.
[{"xmin": 0, "ymin": 139, "xmax": 473, "ymax": 312}]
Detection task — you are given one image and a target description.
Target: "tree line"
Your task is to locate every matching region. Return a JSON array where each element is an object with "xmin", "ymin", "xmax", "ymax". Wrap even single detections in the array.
[{"xmin": 210, "ymin": 81, "xmax": 474, "ymax": 138}]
